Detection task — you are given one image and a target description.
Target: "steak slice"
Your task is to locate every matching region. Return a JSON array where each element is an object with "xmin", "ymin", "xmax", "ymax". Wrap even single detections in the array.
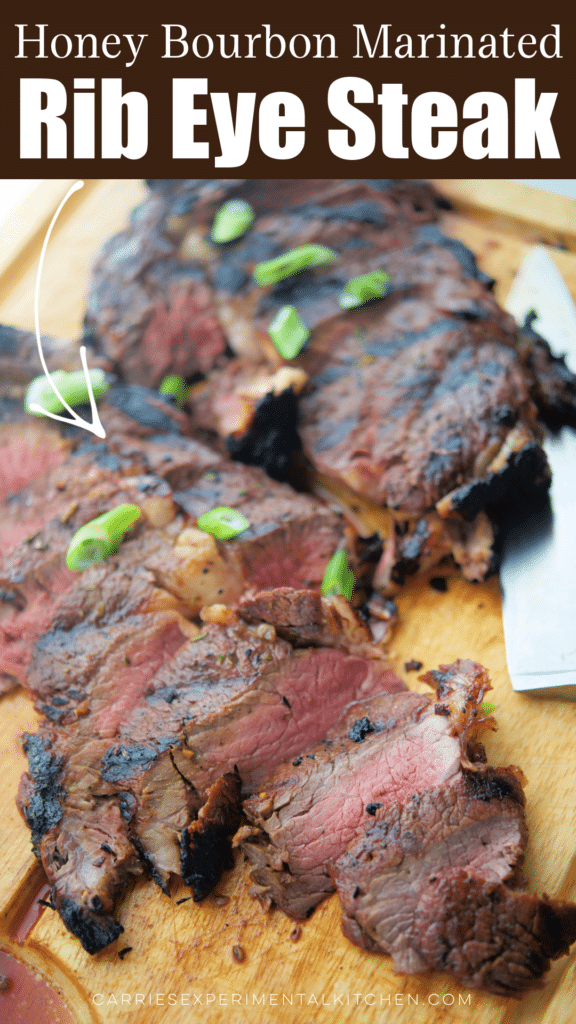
[
  {"xmin": 412, "ymin": 874, "xmax": 576, "ymax": 997},
  {"xmin": 0, "ymin": 397, "xmax": 75, "ymax": 504},
  {"xmin": 237, "ymin": 659, "xmax": 492, "ymax": 920},
  {"xmin": 17, "ymin": 595, "xmax": 403, "ymax": 952},
  {"xmin": 332, "ymin": 767, "xmax": 576, "ymax": 996}
]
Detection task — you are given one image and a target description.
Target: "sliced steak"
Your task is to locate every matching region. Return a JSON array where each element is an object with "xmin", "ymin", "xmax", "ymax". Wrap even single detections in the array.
[
  {"xmin": 175, "ymin": 183, "xmax": 566, "ymax": 578},
  {"xmin": 17, "ymin": 595, "xmax": 403, "ymax": 953},
  {"xmin": 0, "ymin": 456, "xmax": 177, "ymax": 688},
  {"xmin": 83, "ymin": 182, "xmax": 576, "ymax": 586},
  {"xmin": 332, "ymin": 767, "xmax": 576, "ymax": 996},
  {"xmin": 1, "ymin": 421, "xmax": 358, "ymax": 692},
  {"xmin": 237, "ymin": 660, "xmax": 492, "ymax": 920},
  {"xmin": 85, "ymin": 179, "xmax": 440, "ymax": 387}
]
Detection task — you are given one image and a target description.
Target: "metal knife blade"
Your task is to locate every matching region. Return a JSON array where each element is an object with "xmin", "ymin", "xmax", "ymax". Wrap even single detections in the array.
[{"xmin": 501, "ymin": 246, "xmax": 576, "ymax": 698}]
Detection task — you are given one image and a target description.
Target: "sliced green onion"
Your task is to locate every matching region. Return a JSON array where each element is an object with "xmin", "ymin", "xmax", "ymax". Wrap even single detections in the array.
[
  {"xmin": 196, "ymin": 507, "xmax": 250, "ymax": 541},
  {"xmin": 253, "ymin": 244, "xmax": 339, "ymax": 286},
  {"xmin": 268, "ymin": 306, "xmax": 310, "ymax": 360},
  {"xmin": 66, "ymin": 503, "xmax": 141, "ymax": 571},
  {"xmin": 25, "ymin": 368, "xmax": 108, "ymax": 417},
  {"xmin": 321, "ymin": 550, "xmax": 355, "ymax": 603},
  {"xmin": 338, "ymin": 271, "xmax": 390, "ymax": 310},
  {"xmin": 211, "ymin": 200, "xmax": 255, "ymax": 243},
  {"xmin": 159, "ymin": 374, "xmax": 187, "ymax": 409},
  {"xmin": 481, "ymin": 701, "xmax": 496, "ymax": 715}
]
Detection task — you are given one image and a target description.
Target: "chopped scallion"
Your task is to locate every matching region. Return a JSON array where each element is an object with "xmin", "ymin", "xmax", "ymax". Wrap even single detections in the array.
[
  {"xmin": 481, "ymin": 701, "xmax": 496, "ymax": 715},
  {"xmin": 211, "ymin": 200, "xmax": 255, "ymax": 243},
  {"xmin": 25, "ymin": 368, "xmax": 108, "ymax": 417},
  {"xmin": 196, "ymin": 507, "xmax": 250, "ymax": 541},
  {"xmin": 321, "ymin": 550, "xmax": 355, "ymax": 603},
  {"xmin": 253, "ymin": 244, "xmax": 339, "ymax": 286},
  {"xmin": 65, "ymin": 504, "xmax": 141, "ymax": 572},
  {"xmin": 338, "ymin": 271, "xmax": 390, "ymax": 310},
  {"xmin": 268, "ymin": 306, "xmax": 310, "ymax": 360},
  {"xmin": 159, "ymin": 374, "xmax": 187, "ymax": 409}
]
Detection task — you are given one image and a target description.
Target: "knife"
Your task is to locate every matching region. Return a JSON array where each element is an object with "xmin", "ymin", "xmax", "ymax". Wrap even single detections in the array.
[{"xmin": 500, "ymin": 246, "xmax": 576, "ymax": 698}]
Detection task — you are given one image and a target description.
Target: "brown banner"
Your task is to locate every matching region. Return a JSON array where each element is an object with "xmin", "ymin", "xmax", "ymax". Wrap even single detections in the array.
[{"xmin": 2, "ymin": 4, "xmax": 575, "ymax": 176}]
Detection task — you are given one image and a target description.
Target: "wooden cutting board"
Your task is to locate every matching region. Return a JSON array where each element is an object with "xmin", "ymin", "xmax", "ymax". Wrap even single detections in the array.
[{"xmin": 1, "ymin": 179, "xmax": 575, "ymax": 1024}]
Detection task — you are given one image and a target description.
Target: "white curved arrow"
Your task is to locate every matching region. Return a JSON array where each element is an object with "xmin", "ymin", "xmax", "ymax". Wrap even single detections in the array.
[{"xmin": 27, "ymin": 180, "xmax": 106, "ymax": 438}]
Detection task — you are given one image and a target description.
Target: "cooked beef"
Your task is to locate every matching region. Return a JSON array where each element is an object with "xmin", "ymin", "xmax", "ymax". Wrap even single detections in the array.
[
  {"xmin": 90, "ymin": 179, "xmax": 575, "ymax": 581},
  {"xmin": 180, "ymin": 769, "xmax": 243, "ymax": 901},
  {"xmin": 332, "ymin": 766, "xmax": 527, "ymax": 952},
  {"xmin": 1, "ymin": 417, "xmax": 358, "ymax": 692},
  {"xmin": 82, "ymin": 180, "xmax": 569, "ymax": 597},
  {"xmin": 0, "ymin": 324, "xmax": 110, "ymax": 390},
  {"xmin": 0, "ymin": 398, "xmax": 75, "ymax": 504},
  {"xmin": 373, "ymin": 509, "xmax": 496, "ymax": 591},
  {"xmin": 0, "ymin": 446, "xmax": 179, "ymax": 688},
  {"xmin": 518, "ymin": 314, "xmax": 576, "ymax": 429},
  {"xmin": 332, "ymin": 767, "xmax": 576, "ymax": 996},
  {"xmin": 118, "ymin": 182, "xmax": 573, "ymax": 585},
  {"xmin": 414, "ymin": 875, "xmax": 576, "ymax": 996},
  {"xmin": 237, "ymin": 660, "xmax": 493, "ymax": 920},
  {"xmin": 294, "ymin": 251, "xmax": 552, "ymax": 526},
  {"xmin": 85, "ymin": 180, "xmax": 440, "ymax": 388},
  {"xmin": 0, "ymin": 323, "xmax": 189, "ymax": 510},
  {"xmin": 238, "ymin": 586, "xmax": 395, "ymax": 651},
  {"xmin": 17, "ymin": 597, "xmax": 403, "ymax": 952}
]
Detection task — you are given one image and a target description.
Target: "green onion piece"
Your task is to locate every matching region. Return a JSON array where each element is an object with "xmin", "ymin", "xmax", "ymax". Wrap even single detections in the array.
[
  {"xmin": 481, "ymin": 701, "xmax": 496, "ymax": 715},
  {"xmin": 338, "ymin": 271, "xmax": 390, "ymax": 310},
  {"xmin": 25, "ymin": 368, "xmax": 108, "ymax": 417},
  {"xmin": 210, "ymin": 200, "xmax": 255, "ymax": 243},
  {"xmin": 253, "ymin": 244, "xmax": 339, "ymax": 286},
  {"xmin": 159, "ymin": 374, "xmax": 187, "ymax": 409},
  {"xmin": 65, "ymin": 503, "xmax": 141, "ymax": 572},
  {"xmin": 196, "ymin": 507, "xmax": 250, "ymax": 541},
  {"xmin": 268, "ymin": 306, "xmax": 310, "ymax": 360},
  {"xmin": 321, "ymin": 550, "xmax": 355, "ymax": 603}
]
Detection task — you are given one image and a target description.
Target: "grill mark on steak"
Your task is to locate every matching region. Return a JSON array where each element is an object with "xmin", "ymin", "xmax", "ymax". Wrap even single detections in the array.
[
  {"xmin": 115, "ymin": 181, "xmax": 575, "ymax": 587},
  {"xmin": 237, "ymin": 660, "xmax": 493, "ymax": 920}
]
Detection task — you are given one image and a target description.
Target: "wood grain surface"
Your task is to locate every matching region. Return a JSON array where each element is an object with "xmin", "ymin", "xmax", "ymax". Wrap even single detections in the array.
[{"xmin": 1, "ymin": 179, "xmax": 575, "ymax": 1024}]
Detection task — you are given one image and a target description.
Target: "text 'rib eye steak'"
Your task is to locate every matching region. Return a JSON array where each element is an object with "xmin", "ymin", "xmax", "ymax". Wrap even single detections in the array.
[
  {"xmin": 331, "ymin": 756, "xmax": 576, "ymax": 996},
  {"xmin": 237, "ymin": 660, "xmax": 494, "ymax": 921},
  {"xmin": 17, "ymin": 587, "xmax": 403, "ymax": 953}
]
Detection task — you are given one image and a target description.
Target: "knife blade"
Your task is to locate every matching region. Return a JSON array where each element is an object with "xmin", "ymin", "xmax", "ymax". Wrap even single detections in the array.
[{"xmin": 501, "ymin": 246, "xmax": 576, "ymax": 698}]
